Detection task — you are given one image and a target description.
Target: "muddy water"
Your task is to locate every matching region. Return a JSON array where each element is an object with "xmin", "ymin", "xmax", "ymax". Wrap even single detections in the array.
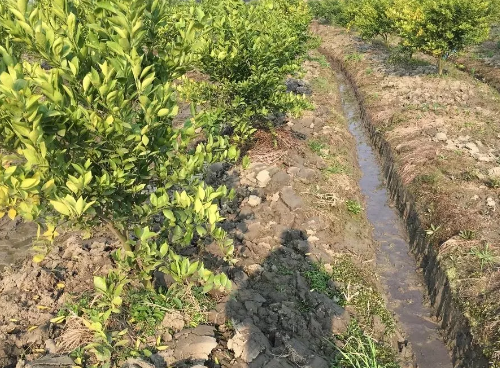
[{"xmin": 336, "ymin": 72, "xmax": 453, "ymax": 368}]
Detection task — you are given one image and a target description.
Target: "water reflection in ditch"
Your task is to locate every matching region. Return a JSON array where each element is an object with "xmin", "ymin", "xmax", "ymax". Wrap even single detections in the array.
[{"xmin": 336, "ymin": 71, "xmax": 453, "ymax": 368}]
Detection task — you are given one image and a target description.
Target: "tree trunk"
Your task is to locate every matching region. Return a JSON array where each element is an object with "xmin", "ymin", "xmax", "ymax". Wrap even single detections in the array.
[
  {"xmin": 437, "ymin": 57, "xmax": 444, "ymax": 75},
  {"xmin": 382, "ymin": 34, "xmax": 389, "ymax": 47}
]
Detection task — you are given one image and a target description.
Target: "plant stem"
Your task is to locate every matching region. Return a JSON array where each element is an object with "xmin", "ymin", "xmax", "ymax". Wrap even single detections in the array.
[
  {"xmin": 437, "ymin": 57, "xmax": 444, "ymax": 75},
  {"xmin": 101, "ymin": 217, "xmax": 131, "ymax": 252}
]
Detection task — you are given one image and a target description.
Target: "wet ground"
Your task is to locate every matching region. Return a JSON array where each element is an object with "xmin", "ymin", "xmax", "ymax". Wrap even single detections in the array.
[{"xmin": 336, "ymin": 71, "xmax": 453, "ymax": 368}]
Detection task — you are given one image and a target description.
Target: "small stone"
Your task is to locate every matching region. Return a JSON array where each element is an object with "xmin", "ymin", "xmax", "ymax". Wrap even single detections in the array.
[
  {"xmin": 44, "ymin": 339, "xmax": 57, "ymax": 354},
  {"xmin": 435, "ymin": 132, "xmax": 447, "ymax": 141},
  {"xmin": 161, "ymin": 311, "xmax": 185, "ymax": 332},
  {"xmin": 287, "ymin": 167, "xmax": 301, "ymax": 175},
  {"xmin": 298, "ymin": 168, "xmax": 316, "ymax": 182},
  {"xmin": 256, "ymin": 170, "xmax": 271, "ymax": 187},
  {"xmin": 488, "ymin": 167, "xmax": 500, "ymax": 178},
  {"xmin": 173, "ymin": 326, "xmax": 217, "ymax": 361},
  {"xmin": 472, "ymin": 195, "xmax": 480, "ymax": 201},
  {"xmin": 246, "ymin": 264, "xmax": 264, "ymax": 276},
  {"xmin": 487, "ymin": 197, "xmax": 496, "ymax": 208},
  {"xmin": 245, "ymin": 222, "xmax": 262, "ymax": 242},
  {"xmin": 281, "ymin": 187, "xmax": 303, "ymax": 210},
  {"xmin": 465, "ymin": 142, "xmax": 479, "ymax": 153},
  {"xmin": 307, "ymin": 236, "xmax": 319, "ymax": 242},
  {"xmin": 269, "ymin": 192, "xmax": 280, "ymax": 202},
  {"xmin": 162, "ymin": 332, "xmax": 172, "ymax": 342},
  {"xmin": 304, "ymin": 357, "xmax": 329, "ymax": 368},
  {"xmin": 227, "ymin": 322, "xmax": 271, "ymax": 363},
  {"xmin": 247, "ymin": 195, "xmax": 262, "ymax": 207},
  {"xmin": 309, "ymin": 123, "xmax": 315, "ymax": 129},
  {"xmin": 291, "ymin": 240, "xmax": 309, "ymax": 254}
]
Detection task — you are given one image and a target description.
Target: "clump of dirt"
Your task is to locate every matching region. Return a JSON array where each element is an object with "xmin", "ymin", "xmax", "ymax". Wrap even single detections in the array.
[
  {"xmin": 0, "ymin": 233, "xmax": 116, "ymax": 367},
  {"xmin": 314, "ymin": 22, "xmax": 500, "ymax": 366}
]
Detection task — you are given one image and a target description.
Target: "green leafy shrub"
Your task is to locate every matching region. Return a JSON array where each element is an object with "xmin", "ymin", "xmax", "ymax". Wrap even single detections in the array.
[
  {"xmin": 0, "ymin": 0, "xmax": 237, "ymax": 257},
  {"xmin": 390, "ymin": 0, "xmax": 496, "ymax": 74},
  {"xmin": 193, "ymin": 0, "xmax": 312, "ymax": 131},
  {"xmin": 351, "ymin": 0, "xmax": 396, "ymax": 44},
  {"xmin": 308, "ymin": 0, "xmax": 355, "ymax": 26}
]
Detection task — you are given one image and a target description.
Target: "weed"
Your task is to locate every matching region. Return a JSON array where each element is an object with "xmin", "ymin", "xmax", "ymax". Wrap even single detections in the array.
[
  {"xmin": 311, "ymin": 77, "xmax": 333, "ymax": 93},
  {"xmin": 469, "ymin": 244, "xmax": 497, "ymax": 272},
  {"xmin": 425, "ymin": 224, "xmax": 441, "ymax": 238},
  {"xmin": 242, "ymin": 155, "xmax": 251, "ymax": 169},
  {"xmin": 345, "ymin": 52, "xmax": 363, "ymax": 63},
  {"xmin": 297, "ymin": 300, "xmax": 312, "ymax": 313},
  {"xmin": 486, "ymin": 177, "xmax": 500, "ymax": 189},
  {"xmin": 307, "ymin": 53, "xmax": 329, "ymax": 68},
  {"xmin": 303, "ymin": 264, "xmax": 337, "ymax": 298},
  {"xmin": 325, "ymin": 163, "xmax": 347, "ymax": 175},
  {"xmin": 459, "ymin": 230, "xmax": 476, "ymax": 240},
  {"xmin": 366, "ymin": 68, "xmax": 374, "ymax": 75},
  {"xmin": 415, "ymin": 172, "xmax": 440, "ymax": 185},
  {"xmin": 277, "ymin": 265, "xmax": 294, "ymax": 276},
  {"xmin": 346, "ymin": 200, "xmax": 362, "ymax": 214},
  {"xmin": 308, "ymin": 140, "xmax": 327, "ymax": 154},
  {"xmin": 332, "ymin": 321, "xmax": 399, "ymax": 368}
]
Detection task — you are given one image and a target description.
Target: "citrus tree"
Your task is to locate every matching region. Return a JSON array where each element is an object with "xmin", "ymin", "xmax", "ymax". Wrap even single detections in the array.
[
  {"xmin": 351, "ymin": 0, "xmax": 396, "ymax": 44},
  {"xmin": 390, "ymin": 0, "xmax": 495, "ymax": 74},
  {"xmin": 0, "ymin": 0, "xmax": 238, "ymax": 257},
  {"xmin": 308, "ymin": 0, "xmax": 355, "ymax": 26},
  {"xmin": 192, "ymin": 0, "xmax": 312, "ymax": 132}
]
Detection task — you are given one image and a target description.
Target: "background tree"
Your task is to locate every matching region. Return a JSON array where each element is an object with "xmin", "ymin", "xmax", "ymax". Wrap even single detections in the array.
[
  {"xmin": 351, "ymin": 0, "xmax": 396, "ymax": 45},
  {"xmin": 390, "ymin": 0, "xmax": 495, "ymax": 74}
]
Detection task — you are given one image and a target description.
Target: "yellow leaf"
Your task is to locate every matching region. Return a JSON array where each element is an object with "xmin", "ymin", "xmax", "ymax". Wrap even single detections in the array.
[
  {"xmin": 50, "ymin": 200, "xmax": 70, "ymax": 216},
  {"xmin": 27, "ymin": 325, "xmax": 38, "ymax": 332},
  {"xmin": 0, "ymin": 212, "xmax": 5, "ymax": 219},
  {"xmin": 36, "ymin": 305, "xmax": 49, "ymax": 310},
  {"xmin": 8, "ymin": 208, "xmax": 16, "ymax": 220},
  {"xmin": 32, "ymin": 254, "xmax": 45, "ymax": 263},
  {"xmin": 56, "ymin": 282, "xmax": 65, "ymax": 289},
  {"xmin": 157, "ymin": 108, "xmax": 169, "ymax": 117},
  {"xmin": 50, "ymin": 315, "xmax": 66, "ymax": 324}
]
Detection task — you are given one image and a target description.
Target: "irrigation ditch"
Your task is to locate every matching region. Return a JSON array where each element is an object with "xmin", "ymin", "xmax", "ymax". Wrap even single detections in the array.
[{"xmin": 321, "ymin": 49, "xmax": 489, "ymax": 367}]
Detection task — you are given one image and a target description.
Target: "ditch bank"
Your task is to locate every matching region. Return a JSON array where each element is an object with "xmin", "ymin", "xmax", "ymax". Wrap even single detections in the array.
[{"xmin": 316, "ymin": 24, "xmax": 498, "ymax": 367}]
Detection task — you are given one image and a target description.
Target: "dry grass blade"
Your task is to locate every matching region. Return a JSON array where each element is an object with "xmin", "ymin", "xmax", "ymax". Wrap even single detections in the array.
[
  {"xmin": 56, "ymin": 316, "xmax": 94, "ymax": 354},
  {"xmin": 248, "ymin": 129, "xmax": 298, "ymax": 165}
]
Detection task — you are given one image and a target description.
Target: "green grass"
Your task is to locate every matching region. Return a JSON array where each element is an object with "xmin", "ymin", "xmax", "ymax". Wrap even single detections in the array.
[
  {"xmin": 346, "ymin": 199, "xmax": 362, "ymax": 214},
  {"xmin": 311, "ymin": 76, "xmax": 334, "ymax": 93},
  {"xmin": 307, "ymin": 53, "xmax": 329, "ymax": 68},
  {"xmin": 469, "ymin": 244, "xmax": 497, "ymax": 272},
  {"xmin": 308, "ymin": 139, "xmax": 327, "ymax": 154},
  {"xmin": 301, "ymin": 258, "xmax": 395, "ymax": 334},
  {"xmin": 325, "ymin": 162, "xmax": 348, "ymax": 175},
  {"xmin": 303, "ymin": 263, "xmax": 340, "ymax": 300},
  {"xmin": 332, "ymin": 321, "xmax": 400, "ymax": 368},
  {"xmin": 345, "ymin": 52, "xmax": 363, "ymax": 63}
]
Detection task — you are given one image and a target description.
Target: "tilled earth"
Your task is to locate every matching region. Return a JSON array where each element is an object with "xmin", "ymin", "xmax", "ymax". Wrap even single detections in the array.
[{"xmin": 1, "ymin": 55, "xmax": 413, "ymax": 368}]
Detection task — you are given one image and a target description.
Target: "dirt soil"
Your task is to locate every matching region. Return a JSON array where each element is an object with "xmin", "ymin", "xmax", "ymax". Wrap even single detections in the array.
[
  {"xmin": 314, "ymin": 23, "xmax": 500, "ymax": 367},
  {"xmin": 0, "ymin": 56, "xmax": 414, "ymax": 367}
]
